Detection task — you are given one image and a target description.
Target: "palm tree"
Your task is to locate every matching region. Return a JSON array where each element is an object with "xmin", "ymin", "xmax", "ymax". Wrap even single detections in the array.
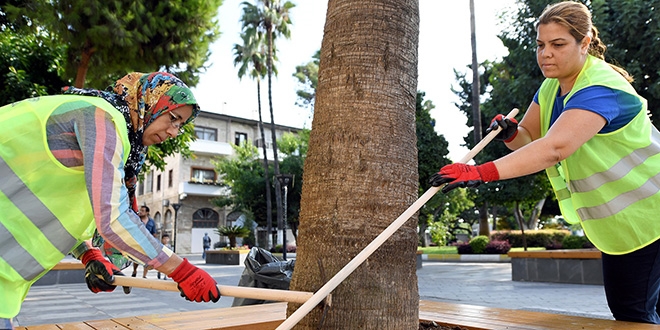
[
  {"xmin": 239, "ymin": 0, "xmax": 295, "ymax": 244},
  {"xmin": 216, "ymin": 225, "xmax": 251, "ymax": 248},
  {"xmin": 288, "ymin": 0, "xmax": 420, "ymax": 328},
  {"xmin": 233, "ymin": 28, "xmax": 276, "ymax": 248}
]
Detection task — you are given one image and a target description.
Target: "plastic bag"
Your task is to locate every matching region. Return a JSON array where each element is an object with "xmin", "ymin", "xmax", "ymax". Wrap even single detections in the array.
[{"xmin": 232, "ymin": 247, "xmax": 295, "ymax": 306}]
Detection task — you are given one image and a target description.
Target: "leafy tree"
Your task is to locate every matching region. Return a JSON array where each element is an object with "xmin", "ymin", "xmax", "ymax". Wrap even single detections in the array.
[
  {"xmin": 415, "ymin": 91, "xmax": 473, "ymax": 246},
  {"xmin": 212, "ymin": 142, "xmax": 269, "ymax": 228},
  {"xmin": 0, "ymin": 29, "xmax": 67, "ymax": 105},
  {"xmin": 591, "ymin": 1, "xmax": 660, "ymax": 125},
  {"xmin": 278, "ymin": 130, "xmax": 309, "ymax": 240},
  {"xmin": 293, "ymin": 49, "xmax": 319, "ymax": 112},
  {"xmin": 239, "ymin": 0, "xmax": 295, "ymax": 236},
  {"xmin": 212, "ymin": 132, "xmax": 308, "ymax": 242},
  {"xmin": 4, "ymin": 0, "xmax": 222, "ymax": 88}
]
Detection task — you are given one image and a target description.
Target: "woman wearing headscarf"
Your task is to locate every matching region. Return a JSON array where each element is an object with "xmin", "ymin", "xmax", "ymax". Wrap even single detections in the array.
[{"xmin": 0, "ymin": 72, "xmax": 220, "ymax": 328}]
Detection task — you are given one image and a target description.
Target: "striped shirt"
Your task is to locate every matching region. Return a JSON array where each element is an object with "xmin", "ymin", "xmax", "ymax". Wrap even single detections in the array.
[{"xmin": 47, "ymin": 104, "xmax": 170, "ymax": 268}]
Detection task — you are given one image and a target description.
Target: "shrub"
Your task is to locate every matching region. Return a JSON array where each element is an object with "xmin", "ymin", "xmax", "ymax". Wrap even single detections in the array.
[
  {"xmin": 491, "ymin": 230, "xmax": 571, "ymax": 248},
  {"xmin": 562, "ymin": 235, "xmax": 594, "ymax": 249},
  {"xmin": 456, "ymin": 242, "xmax": 473, "ymax": 254},
  {"xmin": 469, "ymin": 235, "xmax": 490, "ymax": 254},
  {"xmin": 545, "ymin": 241, "xmax": 563, "ymax": 250},
  {"xmin": 485, "ymin": 240, "xmax": 511, "ymax": 254}
]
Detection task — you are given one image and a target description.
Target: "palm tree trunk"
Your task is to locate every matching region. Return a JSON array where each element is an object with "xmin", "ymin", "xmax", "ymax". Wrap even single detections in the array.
[
  {"xmin": 288, "ymin": 0, "xmax": 420, "ymax": 328},
  {"xmin": 266, "ymin": 26, "xmax": 285, "ymax": 246},
  {"xmin": 256, "ymin": 79, "xmax": 274, "ymax": 249}
]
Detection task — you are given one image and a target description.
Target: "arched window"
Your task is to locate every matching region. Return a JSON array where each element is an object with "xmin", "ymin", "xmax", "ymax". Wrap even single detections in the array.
[
  {"xmin": 192, "ymin": 208, "xmax": 219, "ymax": 228},
  {"xmin": 164, "ymin": 210, "xmax": 173, "ymax": 234},
  {"xmin": 153, "ymin": 212, "xmax": 162, "ymax": 233}
]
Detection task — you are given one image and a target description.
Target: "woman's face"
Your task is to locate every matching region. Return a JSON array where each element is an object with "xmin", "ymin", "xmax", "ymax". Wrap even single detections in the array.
[
  {"xmin": 536, "ymin": 22, "xmax": 589, "ymax": 82},
  {"xmin": 142, "ymin": 105, "xmax": 194, "ymax": 146}
]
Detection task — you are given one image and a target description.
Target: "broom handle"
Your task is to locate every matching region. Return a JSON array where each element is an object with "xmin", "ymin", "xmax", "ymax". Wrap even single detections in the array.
[
  {"xmin": 276, "ymin": 108, "xmax": 519, "ymax": 330},
  {"xmin": 112, "ymin": 276, "xmax": 321, "ymax": 305}
]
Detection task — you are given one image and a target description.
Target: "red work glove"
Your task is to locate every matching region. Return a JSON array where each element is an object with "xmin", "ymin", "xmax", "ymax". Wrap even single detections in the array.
[
  {"xmin": 81, "ymin": 248, "xmax": 124, "ymax": 293},
  {"xmin": 486, "ymin": 114, "xmax": 518, "ymax": 142},
  {"xmin": 429, "ymin": 162, "xmax": 500, "ymax": 193},
  {"xmin": 170, "ymin": 258, "xmax": 221, "ymax": 303}
]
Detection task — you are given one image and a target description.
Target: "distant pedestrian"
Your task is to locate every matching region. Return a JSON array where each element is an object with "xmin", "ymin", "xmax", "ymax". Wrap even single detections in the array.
[
  {"xmin": 203, "ymin": 233, "xmax": 212, "ymax": 259},
  {"xmin": 132, "ymin": 205, "xmax": 157, "ymax": 278},
  {"xmin": 157, "ymin": 234, "xmax": 172, "ymax": 280}
]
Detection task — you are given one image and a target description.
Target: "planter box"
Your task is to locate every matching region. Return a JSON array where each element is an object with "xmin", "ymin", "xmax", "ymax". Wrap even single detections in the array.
[
  {"xmin": 205, "ymin": 249, "xmax": 250, "ymax": 265},
  {"xmin": 508, "ymin": 248, "xmax": 602, "ymax": 285}
]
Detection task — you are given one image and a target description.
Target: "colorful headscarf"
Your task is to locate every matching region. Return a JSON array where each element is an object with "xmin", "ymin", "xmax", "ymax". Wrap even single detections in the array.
[{"xmin": 62, "ymin": 72, "xmax": 200, "ymax": 192}]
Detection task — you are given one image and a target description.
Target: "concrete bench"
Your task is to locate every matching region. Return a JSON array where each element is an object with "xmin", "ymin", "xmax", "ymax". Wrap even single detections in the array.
[
  {"xmin": 20, "ymin": 299, "xmax": 658, "ymax": 330},
  {"xmin": 508, "ymin": 248, "xmax": 603, "ymax": 285}
]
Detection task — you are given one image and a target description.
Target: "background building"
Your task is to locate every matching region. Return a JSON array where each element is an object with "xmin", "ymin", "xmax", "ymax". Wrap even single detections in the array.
[{"xmin": 136, "ymin": 110, "xmax": 300, "ymax": 254}]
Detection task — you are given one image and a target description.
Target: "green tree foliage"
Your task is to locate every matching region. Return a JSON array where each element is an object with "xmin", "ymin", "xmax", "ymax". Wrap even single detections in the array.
[
  {"xmin": 4, "ymin": 0, "xmax": 222, "ymax": 88},
  {"xmin": 416, "ymin": 91, "xmax": 474, "ymax": 246},
  {"xmin": 591, "ymin": 1, "xmax": 660, "ymax": 124},
  {"xmin": 212, "ymin": 132, "xmax": 308, "ymax": 235},
  {"xmin": 0, "ymin": 29, "xmax": 67, "ymax": 105},
  {"xmin": 212, "ymin": 142, "xmax": 268, "ymax": 227},
  {"xmin": 293, "ymin": 49, "xmax": 319, "ymax": 111}
]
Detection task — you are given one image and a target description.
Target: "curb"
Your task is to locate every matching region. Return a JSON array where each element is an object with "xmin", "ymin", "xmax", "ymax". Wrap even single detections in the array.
[{"xmin": 422, "ymin": 254, "xmax": 511, "ymax": 263}]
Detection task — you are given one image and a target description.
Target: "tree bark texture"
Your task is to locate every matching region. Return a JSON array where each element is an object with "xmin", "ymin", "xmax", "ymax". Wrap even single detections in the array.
[{"xmin": 288, "ymin": 0, "xmax": 420, "ymax": 329}]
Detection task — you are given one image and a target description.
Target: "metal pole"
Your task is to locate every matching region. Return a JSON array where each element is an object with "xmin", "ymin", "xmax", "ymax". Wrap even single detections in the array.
[
  {"xmin": 282, "ymin": 184, "xmax": 288, "ymax": 260},
  {"xmin": 171, "ymin": 203, "xmax": 182, "ymax": 253}
]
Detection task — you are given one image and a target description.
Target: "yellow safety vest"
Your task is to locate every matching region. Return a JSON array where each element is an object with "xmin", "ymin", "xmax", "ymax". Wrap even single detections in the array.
[
  {"xmin": 538, "ymin": 55, "xmax": 660, "ymax": 254},
  {"xmin": 0, "ymin": 95, "xmax": 130, "ymax": 318}
]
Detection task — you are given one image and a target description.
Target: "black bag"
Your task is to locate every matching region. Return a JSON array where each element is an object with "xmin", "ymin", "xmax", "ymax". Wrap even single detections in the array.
[{"xmin": 232, "ymin": 247, "xmax": 295, "ymax": 306}]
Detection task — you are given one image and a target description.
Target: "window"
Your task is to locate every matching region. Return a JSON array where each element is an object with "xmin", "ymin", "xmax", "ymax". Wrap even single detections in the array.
[
  {"xmin": 156, "ymin": 174, "xmax": 161, "ymax": 191},
  {"xmin": 194, "ymin": 126, "xmax": 217, "ymax": 141},
  {"xmin": 192, "ymin": 208, "xmax": 219, "ymax": 228},
  {"xmin": 138, "ymin": 180, "xmax": 145, "ymax": 195},
  {"xmin": 168, "ymin": 169, "xmax": 173, "ymax": 188},
  {"xmin": 191, "ymin": 168, "xmax": 216, "ymax": 184},
  {"xmin": 145, "ymin": 171, "xmax": 153, "ymax": 193},
  {"xmin": 234, "ymin": 132, "xmax": 247, "ymax": 146}
]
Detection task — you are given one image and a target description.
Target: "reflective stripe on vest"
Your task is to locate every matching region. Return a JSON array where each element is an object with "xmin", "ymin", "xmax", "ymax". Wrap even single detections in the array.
[{"xmin": 0, "ymin": 158, "xmax": 78, "ymax": 280}]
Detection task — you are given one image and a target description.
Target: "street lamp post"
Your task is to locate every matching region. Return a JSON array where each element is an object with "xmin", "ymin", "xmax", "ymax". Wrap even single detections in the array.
[
  {"xmin": 171, "ymin": 203, "xmax": 182, "ymax": 253},
  {"xmin": 275, "ymin": 174, "xmax": 294, "ymax": 260}
]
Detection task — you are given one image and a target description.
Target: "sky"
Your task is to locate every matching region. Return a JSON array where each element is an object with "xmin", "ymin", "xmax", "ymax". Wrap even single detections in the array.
[{"xmin": 191, "ymin": 0, "xmax": 519, "ymax": 162}]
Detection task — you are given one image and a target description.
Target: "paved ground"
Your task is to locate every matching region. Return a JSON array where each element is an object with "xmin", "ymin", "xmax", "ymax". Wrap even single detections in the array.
[{"xmin": 13, "ymin": 255, "xmax": 613, "ymax": 327}]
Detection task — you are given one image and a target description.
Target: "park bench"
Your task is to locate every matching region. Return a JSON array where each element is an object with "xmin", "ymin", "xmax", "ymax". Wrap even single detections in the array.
[
  {"xmin": 508, "ymin": 248, "xmax": 603, "ymax": 285},
  {"xmin": 19, "ymin": 299, "xmax": 658, "ymax": 330}
]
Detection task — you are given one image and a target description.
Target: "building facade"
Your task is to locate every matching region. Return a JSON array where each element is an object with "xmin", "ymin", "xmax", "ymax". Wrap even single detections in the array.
[{"xmin": 136, "ymin": 110, "xmax": 300, "ymax": 254}]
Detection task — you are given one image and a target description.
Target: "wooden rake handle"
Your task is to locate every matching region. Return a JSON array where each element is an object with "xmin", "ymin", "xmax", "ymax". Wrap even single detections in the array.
[
  {"xmin": 276, "ymin": 108, "xmax": 519, "ymax": 330},
  {"xmin": 111, "ymin": 275, "xmax": 329, "ymax": 305}
]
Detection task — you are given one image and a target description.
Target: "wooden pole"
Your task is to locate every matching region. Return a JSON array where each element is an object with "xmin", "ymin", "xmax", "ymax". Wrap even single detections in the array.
[
  {"xmin": 276, "ymin": 109, "xmax": 519, "ymax": 330},
  {"xmin": 111, "ymin": 276, "xmax": 328, "ymax": 305}
]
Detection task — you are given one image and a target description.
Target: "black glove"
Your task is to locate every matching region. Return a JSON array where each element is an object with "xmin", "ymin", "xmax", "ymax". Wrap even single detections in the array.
[
  {"xmin": 486, "ymin": 114, "xmax": 518, "ymax": 142},
  {"xmin": 81, "ymin": 248, "xmax": 125, "ymax": 293}
]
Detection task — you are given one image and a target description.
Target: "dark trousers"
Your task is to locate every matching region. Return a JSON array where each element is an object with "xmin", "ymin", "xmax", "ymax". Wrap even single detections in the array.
[{"xmin": 602, "ymin": 238, "xmax": 660, "ymax": 324}]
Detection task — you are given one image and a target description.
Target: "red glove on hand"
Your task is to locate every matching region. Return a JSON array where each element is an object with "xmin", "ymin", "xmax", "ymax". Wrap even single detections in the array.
[
  {"xmin": 81, "ymin": 248, "xmax": 123, "ymax": 293},
  {"xmin": 170, "ymin": 258, "xmax": 221, "ymax": 303},
  {"xmin": 486, "ymin": 114, "xmax": 518, "ymax": 142},
  {"xmin": 429, "ymin": 162, "xmax": 500, "ymax": 193}
]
